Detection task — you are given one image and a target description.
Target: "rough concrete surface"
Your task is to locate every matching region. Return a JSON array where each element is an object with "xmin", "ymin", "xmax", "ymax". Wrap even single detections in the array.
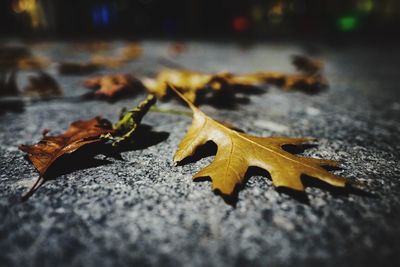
[{"xmin": 0, "ymin": 41, "xmax": 399, "ymax": 267}]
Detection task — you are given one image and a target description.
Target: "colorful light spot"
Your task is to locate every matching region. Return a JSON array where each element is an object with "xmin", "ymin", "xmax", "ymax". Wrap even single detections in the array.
[
  {"xmin": 233, "ymin": 16, "xmax": 249, "ymax": 32},
  {"xmin": 357, "ymin": 0, "xmax": 374, "ymax": 13},
  {"xmin": 338, "ymin": 16, "xmax": 359, "ymax": 32},
  {"xmin": 92, "ymin": 4, "xmax": 111, "ymax": 27}
]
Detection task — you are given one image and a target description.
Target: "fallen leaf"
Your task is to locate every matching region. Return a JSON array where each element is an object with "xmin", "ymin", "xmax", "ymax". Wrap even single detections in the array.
[
  {"xmin": 143, "ymin": 69, "xmax": 217, "ymax": 102},
  {"xmin": 172, "ymin": 86, "xmax": 349, "ymax": 196},
  {"xmin": 143, "ymin": 56, "xmax": 327, "ymax": 103},
  {"xmin": 20, "ymin": 117, "xmax": 113, "ymax": 176},
  {"xmin": 22, "ymin": 72, "xmax": 62, "ymax": 97},
  {"xmin": 19, "ymin": 117, "xmax": 114, "ymax": 199},
  {"xmin": 83, "ymin": 74, "xmax": 143, "ymax": 99},
  {"xmin": 19, "ymin": 95, "xmax": 155, "ymax": 199}
]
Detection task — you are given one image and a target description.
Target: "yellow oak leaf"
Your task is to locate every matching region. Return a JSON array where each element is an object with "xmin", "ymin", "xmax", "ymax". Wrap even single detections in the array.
[
  {"xmin": 143, "ymin": 69, "xmax": 217, "ymax": 102},
  {"xmin": 143, "ymin": 56, "xmax": 326, "ymax": 104},
  {"xmin": 172, "ymin": 86, "xmax": 348, "ymax": 196}
]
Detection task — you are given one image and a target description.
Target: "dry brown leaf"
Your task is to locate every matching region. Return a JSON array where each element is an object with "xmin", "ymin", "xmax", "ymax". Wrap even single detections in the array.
[
  {"xmin": 83, "ymin": 74, "xmax": 142, "ymax": 98},
  {"xmin": 143, "ymin": 56, "xmax": 326, "ymax": 103},
  {"xmin": 172, "ymin": 87, "xmax": 348, "ymax": 196},
  {"xmin": 19, "ymin": 95, "xmax": 156, "ymax": 200},
  {"xmin": 19, "ymin": 117, "xmax": 113, "ymax": 176},
  {"xmin": 19, "ymin": 117, "xmax": 114, "ymax": 199}
]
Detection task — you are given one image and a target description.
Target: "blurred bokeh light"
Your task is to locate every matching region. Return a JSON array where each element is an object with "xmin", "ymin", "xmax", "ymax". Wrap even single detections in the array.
[{"xmin": 0, "ymin": 0, "xmax": 399, "ymax": 39}]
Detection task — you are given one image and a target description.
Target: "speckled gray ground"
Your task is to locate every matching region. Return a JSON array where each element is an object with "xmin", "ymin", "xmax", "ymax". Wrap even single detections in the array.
[{"xmin": 0, "ymin": 40, "xmax": 399, "ymax": 267}]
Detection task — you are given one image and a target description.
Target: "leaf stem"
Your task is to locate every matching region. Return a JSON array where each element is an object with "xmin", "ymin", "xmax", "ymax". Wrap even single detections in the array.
[
  {"xmin": 167, "ymin": 84, "xmax": 197, "ymax": 111},
  {"xmin": 149, "ymin": 106, "xmax": 192, "ymax": 117},
  {"xmin": 21, "ymin": 176, "xmax": 45, "ymax": 201}
]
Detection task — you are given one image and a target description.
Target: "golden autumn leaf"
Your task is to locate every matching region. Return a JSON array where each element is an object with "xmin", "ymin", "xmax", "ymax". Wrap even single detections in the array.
[
  {"xmin": 172, "ymin": 86, "xmax": 349, "ymax": 196},
  {"xmin": 143, "ymin": 56, "xmax": 326, "ymax": 104},
  {"xmin": 143, "ymin": 69, "xmax": 220, "ymax": 102}
]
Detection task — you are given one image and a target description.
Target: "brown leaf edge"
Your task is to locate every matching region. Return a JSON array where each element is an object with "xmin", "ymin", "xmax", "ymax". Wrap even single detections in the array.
[{"xmin": 19, "ymin": 117, "xmax": 113, "ymax": 201}]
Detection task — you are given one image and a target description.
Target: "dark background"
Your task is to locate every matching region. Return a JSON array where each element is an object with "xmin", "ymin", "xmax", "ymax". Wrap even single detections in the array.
[{"xmin": 1, "ymin": 0, "xmax": 399, "ymax": 41}]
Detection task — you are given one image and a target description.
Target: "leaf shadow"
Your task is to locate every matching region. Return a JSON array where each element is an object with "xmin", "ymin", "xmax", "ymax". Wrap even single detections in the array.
[
  {"xmin": 281, "ymin": 143, "xmax": 318, "ymax": 154},
  {"xmin": 222, "ymin": 167, "xmax": 374, "ymax": 207},
  {"xmin": 213, "ymin": 167, "xmax": 269, "ymax": 206},
  {"xmin": 176, "ymin": 141, "xmax": 217, "ymax": 166},
  {"xmin": 44, "ymin": 145, "xmax": 113, "ymax": 180},
  {"xmin": 21, "ymin": 143, "xmax": 113, "ymax": 201},
  {"xmin": 113, "ymin": 124, "xmax": 170, "ymax": 153},
  {"xmin": 300, "ymin": 174, "xmax": 375, "ymax": 199},
  {"xmin": 195, "ymin": 85, "xmax": 266, "ymax": 110},
  {"xmin": 289, "ymin": 80, "xmax": 328, "ymax": 95},
  {"xmin": 21, "ymin": 124, "xmax": 169, "ymax": 201},
  {"xmin": 58, "ymin": 62, "xmax": 100, "ymax": 76},
  {"xmin": 0, "ymin": 99, "xmax": 24, "ymax": 116},
  {"xmin": 165, "ymin": 83, "xmax": 266, "ymax": 110}
]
